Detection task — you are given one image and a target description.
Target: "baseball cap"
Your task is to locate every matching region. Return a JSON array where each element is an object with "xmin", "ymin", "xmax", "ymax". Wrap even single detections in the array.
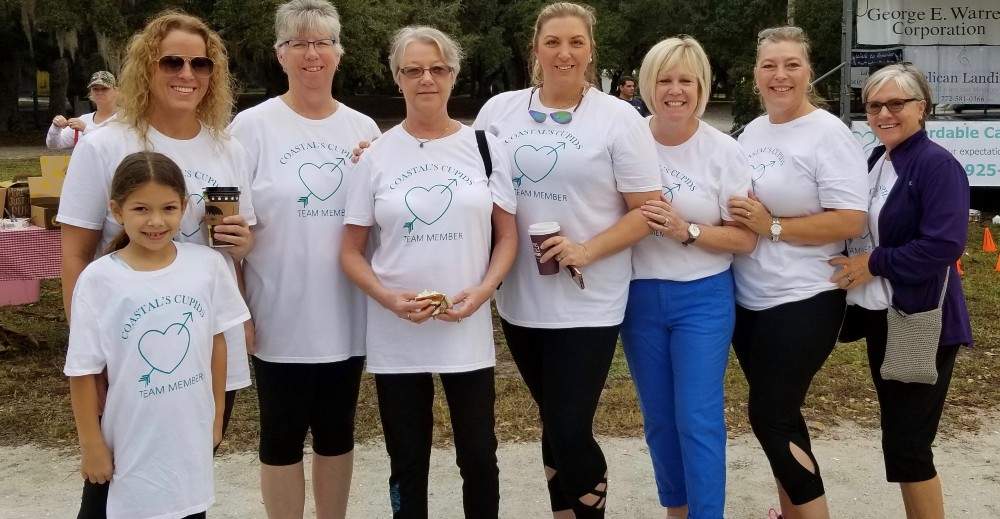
[{"xmin": 87, "ymin": 71, "xmax": 116, "ymax": 89}]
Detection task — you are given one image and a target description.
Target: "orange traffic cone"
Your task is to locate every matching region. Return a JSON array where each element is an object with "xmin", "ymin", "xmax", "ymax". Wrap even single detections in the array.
[
  {"xmin": 995, "ymin": 254, "xmax": 1000, "ymax": 273},
  {"xmin": 984, "ymin": 228, "xmax": 998, "ymax": 253},
  {"xmin": 956, "ymin": 259, "xmax": 965, "ymax": 276}
]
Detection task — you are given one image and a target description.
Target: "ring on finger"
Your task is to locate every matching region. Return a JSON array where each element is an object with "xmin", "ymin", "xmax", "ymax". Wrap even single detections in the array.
[
  {"xmin": 405, "ymin": 312, "xmax": 412, "ymax": 321},
  {"xmin": 746, "ymin": 210, "xmax": 751, "ymax": 218}
]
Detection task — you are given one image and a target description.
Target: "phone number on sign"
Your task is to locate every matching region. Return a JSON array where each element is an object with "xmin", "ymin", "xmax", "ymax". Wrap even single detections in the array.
[{"xmin": 965, "ymin": 163, "xmax": 997, "ymax": 177}]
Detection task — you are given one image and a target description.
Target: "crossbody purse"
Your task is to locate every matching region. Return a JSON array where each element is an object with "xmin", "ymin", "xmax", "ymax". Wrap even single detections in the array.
[{"xmin": 868, "ymin": 159, "xmax": 947, "ymax": 385}]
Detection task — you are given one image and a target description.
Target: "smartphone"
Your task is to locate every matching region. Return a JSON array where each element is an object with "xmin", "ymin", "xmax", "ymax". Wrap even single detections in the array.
[{"xmin": 567, "ymin": 265, "xmax": 585, "ymax": 290}]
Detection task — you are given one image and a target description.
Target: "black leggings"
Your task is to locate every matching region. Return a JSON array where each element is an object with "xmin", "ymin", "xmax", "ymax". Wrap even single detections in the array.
[
  {"xmin": 859, "ymin": 307, "xmax": 960, "ymax": 482},
  {"xmin": 375, "ymin": 367, "xmax": 499, "ymax": 519},
  {"xmin": 77, "ymin": 389, "xmax": 238, "ymax": 518},
  {"xmin": 732, "ymin": 289, "xmax": 845, "ymax": 506},
  {"xmin": 501, "ymin": 319, "xmax": 618, "ymax": 518}
]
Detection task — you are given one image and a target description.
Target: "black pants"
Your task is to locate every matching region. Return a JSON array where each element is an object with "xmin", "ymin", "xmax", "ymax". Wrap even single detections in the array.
[
  {"xmin": 859, "ymin": 307, "xmax": 960, "ymax": 482},
  {"xmin": 375, "ymin": 367, "xmax": 499, "ymax": 519},
  {"xmin": 77, "ymin": 390, "xmax": 238, "ymax": 518},
  {"xmin": 732, "ymin": 289, "xmax": 845, "ymax": 506},
  {"xmin": 501, "ymin": 319, "xmax": 619, "ymax": 517}
]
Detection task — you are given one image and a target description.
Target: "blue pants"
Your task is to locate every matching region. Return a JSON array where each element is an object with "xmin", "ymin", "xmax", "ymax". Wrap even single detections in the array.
[{"xmin": 620, "ymin": 271, "xmax": 734, "ymax": 519}]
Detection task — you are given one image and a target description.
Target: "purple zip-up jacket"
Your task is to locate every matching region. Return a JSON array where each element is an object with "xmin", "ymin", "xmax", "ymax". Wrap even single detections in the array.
[{"xmin": 867, "ymin": 129, "xmax": 973, "ymax": 347}]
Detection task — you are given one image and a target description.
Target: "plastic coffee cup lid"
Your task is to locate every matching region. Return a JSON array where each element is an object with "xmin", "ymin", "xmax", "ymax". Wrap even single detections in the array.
[{"xmin": 528, "ymin": 222, "xmax": 560, "ymax": 235}]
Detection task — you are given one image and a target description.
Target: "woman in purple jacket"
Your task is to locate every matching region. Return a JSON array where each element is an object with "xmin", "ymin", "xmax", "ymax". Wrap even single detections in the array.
[{"xmin": 832, "ymin": 63, "xmax": 972, "ymax": 519}]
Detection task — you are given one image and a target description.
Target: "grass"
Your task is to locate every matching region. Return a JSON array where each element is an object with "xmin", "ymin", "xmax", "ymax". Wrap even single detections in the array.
[
  {"xmin": 2, "ymin": 212, "xmax": 999, "ymax": 452},
  {"xmin": 0, "ymin": 158, "xmax": 41, "ymax": 183}
]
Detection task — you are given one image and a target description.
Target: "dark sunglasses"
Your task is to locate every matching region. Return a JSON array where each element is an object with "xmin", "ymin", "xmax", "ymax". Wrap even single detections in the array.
[
  {"xmin": 156, "ymin": 55, "xmax": 215, "ymax": 78},
  {"xmin": 864, "ymin": 98, "xmax": 919, "ymax": 115},
  {"xmin": 528, "ymin": 86, "xmax": 585, "ymax": 124}
]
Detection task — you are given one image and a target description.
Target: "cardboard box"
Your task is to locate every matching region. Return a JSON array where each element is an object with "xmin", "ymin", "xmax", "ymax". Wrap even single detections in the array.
[
  {"xmin": 1, "ymin": 180, "xmax": 30, "ymax": 218},
  {"xmin": 24, "ymin": 155, "xmax": 70, "ymax": 228},
  {"xmin": 30, "ymin": 197, "xmax": 60, "ymax": 229}
]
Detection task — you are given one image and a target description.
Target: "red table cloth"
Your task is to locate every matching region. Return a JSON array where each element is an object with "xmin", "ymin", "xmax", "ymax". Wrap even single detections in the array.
[{"xmin": 0, "ymin": 226, "xmax": 62, "ymax": 280}]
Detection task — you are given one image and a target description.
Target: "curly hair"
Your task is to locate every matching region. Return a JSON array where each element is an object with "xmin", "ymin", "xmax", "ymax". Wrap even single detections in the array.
[{"xmin": 117, "ymin": 10, "xmax": 235, "ymax": 142}]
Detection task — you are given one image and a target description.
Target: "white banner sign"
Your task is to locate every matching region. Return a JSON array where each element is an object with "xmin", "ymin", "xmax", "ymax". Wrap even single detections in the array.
[
  {"xmin": 852, "ymin": 121, "xmax": 1000, "ymax": 187},
  {"xmin": 905, "ymin": 46, "xmax": 1000, "ymax": 104},
  {"xmin": 856, "ymin": 0, "xmax": 1000, "ymax": 45}
]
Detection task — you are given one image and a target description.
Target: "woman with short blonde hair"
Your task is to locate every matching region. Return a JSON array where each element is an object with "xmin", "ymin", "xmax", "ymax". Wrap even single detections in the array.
[{"xmin": 625, "ymin": 35, "xmax": 756, "ymax": 519}]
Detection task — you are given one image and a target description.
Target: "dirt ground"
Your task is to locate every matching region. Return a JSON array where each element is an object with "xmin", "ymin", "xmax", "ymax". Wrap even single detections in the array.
[{"xmin": 3, "ymin": 419, "xmax": 998, "ymax": 519}]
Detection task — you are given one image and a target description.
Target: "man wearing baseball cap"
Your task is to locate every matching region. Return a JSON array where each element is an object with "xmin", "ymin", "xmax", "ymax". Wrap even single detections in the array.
[{"xmin": 46, "ymin": 71, "xmax": 119, "ymax": 149}]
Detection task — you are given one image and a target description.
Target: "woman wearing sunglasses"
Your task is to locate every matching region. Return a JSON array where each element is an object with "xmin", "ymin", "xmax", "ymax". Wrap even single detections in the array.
[
  {"xmin": 473, "ymin": 3, "xmax": 659, "ymax": 517},
  {"xmin": 834, "ymin": 63, "xmax": 971, "ymax": 519},
  {"xmin": 57, "ymin": 11, "xmax": 254, "ymax": 517},
  {"xmin": 228, "ymin": 1, "xmax": 381, "ymax": 517},
  {"xmin": 725, "ymin": 26, "xmax": 867, "ymax": 519},
  {"xmin": 341, "ymin": 25, "xmax": 517, "ymax": 518}
]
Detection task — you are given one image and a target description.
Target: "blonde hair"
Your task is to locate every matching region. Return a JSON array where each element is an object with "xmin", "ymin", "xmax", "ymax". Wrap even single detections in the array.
[
  {"xmin": 529, "ymin": 2, "xmax": 598, "ymax": 86},
  {"xmin": 273, "ymin": 0, "xmax": 345, "ymax": 56},
  {"xmin": 754, "ymin": 26, "xmax": 825, "ymax": 108},
  {"xmin": 638, "ymin": 35, "xmax": 712, "ymax": 118},
  {"xmin": 863, "ymin": 63, "xmax": 933, "ymax": 120},
  {"xmin": 389, "ymin": 26, "xmax": 464, "ymax": 82},
  {"xmin": 117, "ymin": 10, "xmax": 235, "ymax": 142}
]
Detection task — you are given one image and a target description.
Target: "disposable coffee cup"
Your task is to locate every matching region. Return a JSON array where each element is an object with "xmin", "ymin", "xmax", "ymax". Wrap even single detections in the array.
[
  {"xmin": 528, "ymin": 222, "xmax": 561, "ymax": 275},
  {"xmin": 203, "ymin": 187, "xmax": 240, "ymax": 248}
]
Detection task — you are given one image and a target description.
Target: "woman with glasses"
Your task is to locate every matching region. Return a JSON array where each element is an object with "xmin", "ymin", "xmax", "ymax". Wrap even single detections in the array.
[
  {"xmin": 725, "ymin": 26, "xmax": 867, "ymax": 519},
  {"xmin": 228, "ymin": 1, "xmax": 380, "ymax": 517},
  {"xmin": 57, "ymin": 10, "xmax": 254, "ymax": 518},
  {"xmin": 341, "ymin": 25, "xmax": 517, "ymax": 519},
  {"xmin": 473, "ymin": 3, "xmax": 660, "ymax": 517},
  {"xmin": 46, "ymin": 71, "xmax": 119, "ymax": 150},
  {"xmin": 835, "ymin": 63, "xmax": 970, "ymax": 519}
]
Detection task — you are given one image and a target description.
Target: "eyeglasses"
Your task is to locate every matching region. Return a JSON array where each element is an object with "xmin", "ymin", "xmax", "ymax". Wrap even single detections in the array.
[
  {"xmin": 279, "ymin": 38, "xmax": 337, "ymax": 53},
  {"xmin": 528, "ymin": 86, "xmax": 585, "ymax": 124},
  {"xmin": 397, "ymin": 65, "xmax": 454, "ymax": 79},
  {"xmin": 864, "ymin": 98, "xmax": 920, "ymax": 115},
  {"xmin": 156, "ymin": 55, "xmax": 214, "ymax": 78}
]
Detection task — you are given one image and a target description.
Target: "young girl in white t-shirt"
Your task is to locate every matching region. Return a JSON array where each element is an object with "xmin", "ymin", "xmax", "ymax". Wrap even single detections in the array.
[{"xmin": 65, "ymin": 152, "xmax": 250, "ymax": 519}]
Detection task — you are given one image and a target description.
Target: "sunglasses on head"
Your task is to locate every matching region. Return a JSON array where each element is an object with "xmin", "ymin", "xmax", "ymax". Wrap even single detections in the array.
[
  {"xmin": 527, "ymin": 86, "xmax": 585, "ymax": 124},
  {"xmin": 156, "ymin": 55, "xmax": 214, "ymax": 78}
]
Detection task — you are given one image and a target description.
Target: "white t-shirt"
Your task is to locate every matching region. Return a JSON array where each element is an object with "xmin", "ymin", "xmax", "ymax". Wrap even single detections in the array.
[
  {"xmin": 45, "ymin": 112, "xmax": 117, "ymax": 149},
  {"xmin": 632, "ymin": 120, "xmax": 752, "ymax": 281},
  {"xmin": 846, "ymin": 155, "xmax": 896, "ymax": 310},
  {"xmin": 734, "ymin": 109, "xmax": 868, "ymax": 310},
  {"xmin": 229, "ymin": 98, "xmax": 381, "ymax": 363},
  {"xmin": 56, "ymin": 121, "xmax": 255, "ymax": 390},
  {"xmin": 63, "ymin": 242, "xmax": 250, "ymax": 519},
  {"xmin": 474, "ymin": 87, "xmax": 660, "ymax": 328},
  {"xmin": 344, "ymin": 124, "xmax": 516, "ymax": 373}
]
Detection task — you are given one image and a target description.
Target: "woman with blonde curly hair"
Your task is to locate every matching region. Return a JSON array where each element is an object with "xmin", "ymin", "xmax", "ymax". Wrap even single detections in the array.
[{"xmin": 57, "ymin": 10, "xmax": 255, "ymax": 517}]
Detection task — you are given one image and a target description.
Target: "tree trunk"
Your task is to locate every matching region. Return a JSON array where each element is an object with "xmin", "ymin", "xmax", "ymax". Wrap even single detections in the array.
[
  {"xmin": 48, "ymin": 57, "xmax": 70, "ymax": 119},
  {"xmin": 0, "ymin": 53, "xmax": 19, "ymax": 132},
  {"xmin": 787, "ymin": 0, "xmax": 796, "ymax": 25}
]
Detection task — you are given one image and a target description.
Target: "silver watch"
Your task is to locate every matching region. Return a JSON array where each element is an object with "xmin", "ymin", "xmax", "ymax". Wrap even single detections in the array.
[
  {"xmin": 769, "ymin": 217, "xmax": 782, "ymax": 243},
  {"xmin": 682, "ymin": 223, "xmax": 701, "ymax": 246}
]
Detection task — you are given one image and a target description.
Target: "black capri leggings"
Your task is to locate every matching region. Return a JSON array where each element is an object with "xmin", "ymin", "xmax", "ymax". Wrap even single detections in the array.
[
  {"xmin": 858, "ymin": 307, "xmax": 960, "ymax": 483},
  {"xmin": 732, "ymin": 289, "xmax": 845, "ymax": 506},
  {"xmin": 501, "ymin": 319, "xmax": 619, "ymax": 518}
]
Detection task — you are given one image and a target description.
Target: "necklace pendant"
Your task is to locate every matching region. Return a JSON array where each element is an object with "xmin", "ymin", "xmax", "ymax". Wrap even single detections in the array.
[{"xmin": 419, "ymin": 142, "xmax": 424, "ymax": 148}]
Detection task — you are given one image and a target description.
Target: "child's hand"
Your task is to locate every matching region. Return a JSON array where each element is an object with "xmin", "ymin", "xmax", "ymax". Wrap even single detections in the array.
[{"xmin": 80, "ymin": 442, "xmax": 114, "ymax": 484}]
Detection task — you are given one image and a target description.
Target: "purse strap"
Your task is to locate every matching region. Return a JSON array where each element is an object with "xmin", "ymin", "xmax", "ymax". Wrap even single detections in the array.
[{"xmin": 868, "ymin": 158, "xmax": 950, "ymax": 310}]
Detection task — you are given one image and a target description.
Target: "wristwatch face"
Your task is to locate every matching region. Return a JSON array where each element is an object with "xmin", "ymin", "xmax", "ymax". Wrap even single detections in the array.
[
  {"xmin": 688, "ymin": 223, "xmax": 701, "ymax": 239},
  {"xmin": 770, "ymin": 222, "xmax": 782, "ymax": 236}
]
